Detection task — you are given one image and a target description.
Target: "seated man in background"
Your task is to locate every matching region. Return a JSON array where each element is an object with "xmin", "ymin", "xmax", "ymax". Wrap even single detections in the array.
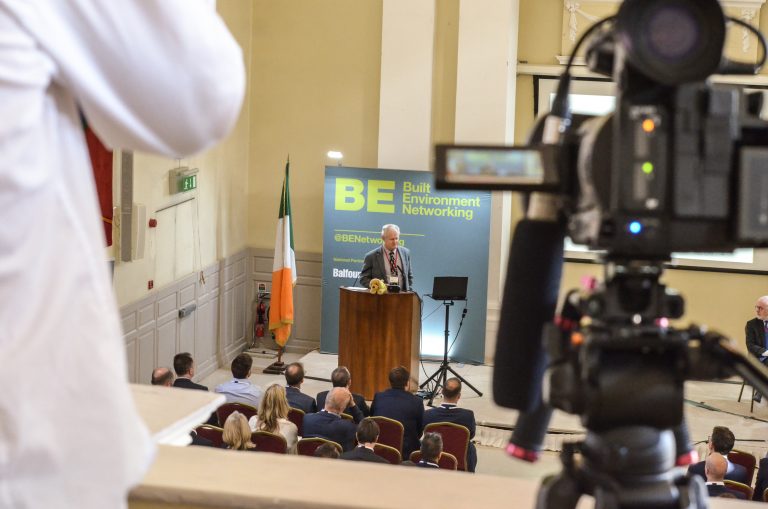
[
  {"xmin": 746, "ymin": 296, "xmax": 768, "ymax": 402},
  {"xmin": 303, "ymin": 387, "xmax": 358, "ymax": 451},
  {"xmin": 313, "ymin": 442, "xmax": 340, "ymax": 459},
  {"xmin": 704, "ymin": 453, "xmax": 746, "ymax": 499},
  {"xmin": 422, "ymin": 377, "xmax": 477, "ymax": 472},
  {"xmin": 150, "ymin": 367, "xmax": 174, "ymax": 387},
  {"xmin": 416, "ymin": 433, "xmax": 443, "ymax": 468},
  {"xmin": 372, "ymin": 366, "xmax": 424, "ymax": 457},
  {"xmin": 284, "ymin": 362, "xmax": 317, "ymax": 414},
  {"xmin": 340, "ymin": 418, "xmax": 389, "ymax": 464},
  {"xmin": 215, "ymin": 353, "xmax": 263, "ymax": 408},
  {"xmin": 688, "ymin": 426, "xmax": 748, "ymax": 485},
  {"xmin": 316, "ymin": 366, "xmax": 368, "ymax": 422},
  {"xmin": 173, "ymin": 352, "xmax": 208, "ymax": 391},
  {"xmin": 752, "ymin": 456, "xmax": 768, "ymax": 501}
]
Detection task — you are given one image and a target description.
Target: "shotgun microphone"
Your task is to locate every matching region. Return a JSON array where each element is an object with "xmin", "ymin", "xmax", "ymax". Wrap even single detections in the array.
[{"xmin": 493, "ymin": 218, "xmax": 565, "ymax": 411}]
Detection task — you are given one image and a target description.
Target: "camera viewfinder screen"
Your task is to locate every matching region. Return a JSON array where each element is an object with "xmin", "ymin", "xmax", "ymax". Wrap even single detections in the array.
[{"xmin": 443, "ymin": 147, "xmax": 546, "ymax": 185}]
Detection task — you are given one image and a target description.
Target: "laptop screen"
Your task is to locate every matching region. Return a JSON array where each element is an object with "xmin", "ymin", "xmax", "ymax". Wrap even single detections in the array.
[{"xmin": 430, "ymin": 276, "xmax": 468, "ymax": 301}]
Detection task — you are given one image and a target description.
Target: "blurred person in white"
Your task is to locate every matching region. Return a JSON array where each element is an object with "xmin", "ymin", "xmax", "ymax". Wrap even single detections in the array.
[{"xmin": 0, "ymin": 1, "xmax": 245, "ymax": 507}]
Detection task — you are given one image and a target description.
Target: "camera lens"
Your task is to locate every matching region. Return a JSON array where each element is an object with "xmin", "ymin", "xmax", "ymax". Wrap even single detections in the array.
[
  {"xmin": 617, "ymin": 0, "xmax": 725, "ymax": 85},
  {"xmin": 647, "ymin": 6, "xmax": 699, "ymax": 62}
]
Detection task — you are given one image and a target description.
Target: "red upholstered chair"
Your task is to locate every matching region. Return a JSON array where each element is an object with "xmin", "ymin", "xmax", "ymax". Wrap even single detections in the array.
[
  {"xmin": 409, "ymin": 450, "xmax": 458, "ymax": 470},
  {"xmin": 216, "ymin": 402, "xmax": 258, "ymax": 426},
  {"xmin": 287, "ymin": 407, "xmax": 305, "ymax": 436},
  {"xmin": 297, "ymin": 437, "xmax": 343, "ymax": 456},
  {"xmin": 423, "ymin": 422, "xmax": 470, "ymax": 471},
  {"xmin": 194, "ymin": 425, "xmax": 224, "ymax": 448},
  {"xmin": 371, "ymin": 416, "xmax": 404, "ymax": 454},
  {"xmin": 250, "ymin": 431, "xmax": 288, "ymax": 454},
  {"xmin": 373, "ymin": 443, "xmax": 402, "ymax": 464},
  {"xmin": 728, "ymin": 449, "xmax": 757, "ymax": 487},
  {"xmin": 724, "ymin": 479, "xmax": 753, "ymax": 500}
]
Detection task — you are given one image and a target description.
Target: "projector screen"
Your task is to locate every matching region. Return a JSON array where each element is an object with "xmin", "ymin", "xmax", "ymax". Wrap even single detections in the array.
[{"xmin": 535, "ymin": 76, "xmax": 768, "ymax": 273}]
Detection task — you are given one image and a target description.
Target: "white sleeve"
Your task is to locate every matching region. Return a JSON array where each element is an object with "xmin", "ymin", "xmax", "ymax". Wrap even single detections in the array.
[{"xmin": 5, "ymin": 0, "xmax": 246, "ymax": 156}]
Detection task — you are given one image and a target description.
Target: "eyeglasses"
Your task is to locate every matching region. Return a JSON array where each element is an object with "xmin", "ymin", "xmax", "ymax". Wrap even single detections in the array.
[{"xmin": 757, "ymin": 306, "xmax": 766, "ymax": 311}]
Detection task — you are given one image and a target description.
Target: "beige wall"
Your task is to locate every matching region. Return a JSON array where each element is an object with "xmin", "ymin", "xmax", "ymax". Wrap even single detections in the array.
[
  {"xmin": 247, "ymin": 0, "xmax": 383, "ymax": 253},
  {"xmin": 114, "ymin": 0, "xmax": 253, "ymax": 306}
]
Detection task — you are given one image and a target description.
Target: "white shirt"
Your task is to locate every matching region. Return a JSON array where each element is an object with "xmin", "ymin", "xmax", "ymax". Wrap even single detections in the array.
[{"xmin": 0, "ymin": 2, "xmax": 244, "ymax": 507}]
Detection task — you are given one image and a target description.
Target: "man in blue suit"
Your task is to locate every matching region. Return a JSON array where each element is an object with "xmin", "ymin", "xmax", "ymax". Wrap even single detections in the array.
[
  {"xmin": 687, "ymin": 426, "xmax": 748, "ymax": 485},
  {"xmin": 423, "ymin": 377, "xmax": 477, "ymax": 472},
  {"xmin": 371, "ymin": 366, "xmax": 424, "ymax": 457},
  {"xmin": 303, "ymin": 387, "xmax": 358, "ymax": 451},
  {"xmin": 284, "ymin": 362, "xmax": 317, "ymax": 414}
]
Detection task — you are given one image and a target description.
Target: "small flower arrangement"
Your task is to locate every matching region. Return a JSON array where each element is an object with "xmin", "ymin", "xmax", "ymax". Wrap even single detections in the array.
[{"xmin": 369, "ymin": 278, "xmax": 388, "ymax": 295}]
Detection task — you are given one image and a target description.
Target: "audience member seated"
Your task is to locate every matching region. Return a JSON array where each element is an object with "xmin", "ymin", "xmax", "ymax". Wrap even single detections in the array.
[
  {"xmin": 705, "ymin": 453, "xmax": 746, "ymax": 499},
  {"xmin": 316, "ymin": 366, "xmax": 369, "ymax": 422},
  {"xmin": 423, "ymin": 377, "xmax": 477, "ymax": 472},
  {"xmin": 314, "ymin": 442, "xmax": 340, "ymax": 459},
  {"xmin": 303, "ymin": 387, "xmax": 357, "ymax": 451},
  {"xmin": 752, "ymin": 456, "xmax": 768, "ymax": 501},
  {"xmin": 150, "ymin": 367, "xmax": 174, "ymax": 387},
  {"xmin": 173, "ymin": 352, "xmax": 208, "ymax": 391},
  {"xmin": 688, "ymin": 426, "xmax": 748, "ymax": 485},
  {"xmin": 284, "ymin": 362, "xmax": 317, "ymax": 414},
  {"xmin": 416, "ymin": 432, "xmax": 442, "ymax": 468},
  {"xmin": 215, "ymin": 353, "xmax": 263, "ymax": 407},
  {"xmin": 249, "ymin": 384, "xmax": 298, "ymax": 453},
  {"xmin": 371, "ymin": 366, "xmax": 424, "ymax": 457},
  {"xmin": 222, "ymin": 411, "xmax": 256, "ymax": 451},
  {"xmin": 340, "ymin": 418, "xmax": 389, "ymax": 464}
]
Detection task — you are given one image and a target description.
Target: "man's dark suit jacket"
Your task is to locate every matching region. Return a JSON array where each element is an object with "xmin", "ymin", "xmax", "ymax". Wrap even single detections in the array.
[
  {"xmin": 286, "ymin": 386, "xmax": 317, "ymax": 414},
  {"xmin": 371, "ymin": 388, "xmax": 424, "ymax": 457},
  {"xmin": 688, "ymin": 459, "xmax": 749, "ymax": 485},
  {"xmin": 753, "ymin": 457, "xmax": 768, "ymax": 501},
  {"xmin": 340, "ymin": 446, "xmax": 389, "ymax": 463},
  {"xmin": 174, "ymin": 377, "xmax": 217, "ymax": 425},
  {"xmin": 316, "ymin": 390, "xmax": 368, "ymax": 422},
  {"xmin": 706, "ymin": 483, "xmax": 746, "ymax": 499},
  {"xmin": 174, "ymin": 377, "xmax": 208, "ymax": 391},
  {"xmin": 359, "ymin": 246, "xmax": 413, "ymax": 291},
  {"xmin": 746, "ymin": 317, "xmax": 768, "ymax": 360},
  {"xmin": 302, "ymin": 410, "xmax": 357, "ymax": 451},
  {"xmin": 423, "ymin": 403, "xmax": 477, "ymax": 472}
]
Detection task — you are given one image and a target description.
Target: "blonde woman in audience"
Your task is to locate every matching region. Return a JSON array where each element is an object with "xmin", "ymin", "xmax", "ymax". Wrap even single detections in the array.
[
  {"xmin": 249, "ymin": 384, "xmax": 299, "ymax": 453},
  {"xmin": 222, "ymin": 411, "xmax": 256, "ymax": 451}
]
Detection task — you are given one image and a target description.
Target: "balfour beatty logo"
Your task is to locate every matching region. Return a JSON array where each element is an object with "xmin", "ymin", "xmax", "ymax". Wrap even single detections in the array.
[{"xmin": 333, "ymin": 268, "xmax": 360, "ymax": 278}]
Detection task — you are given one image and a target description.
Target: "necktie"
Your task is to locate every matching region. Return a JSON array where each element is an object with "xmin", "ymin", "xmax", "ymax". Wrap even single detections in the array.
[{"xmin": 389, "ymin": 250, "xmax": 398, "ymax": 276}]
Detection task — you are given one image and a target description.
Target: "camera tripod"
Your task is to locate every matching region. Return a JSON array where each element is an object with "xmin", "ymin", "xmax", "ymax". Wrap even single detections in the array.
[
  {"xmin": 419, "ymin": 299, "xmax": 482, "ymax": 406},
  {"xmin": 535, "ymin": 261, "xmax": 768, "ymax": 509}
]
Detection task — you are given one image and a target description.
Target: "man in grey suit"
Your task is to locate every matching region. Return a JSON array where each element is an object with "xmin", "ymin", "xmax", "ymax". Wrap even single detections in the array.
[{"xmin": 359, "ymin": 224, "xmax": 413, "ymax": 291}]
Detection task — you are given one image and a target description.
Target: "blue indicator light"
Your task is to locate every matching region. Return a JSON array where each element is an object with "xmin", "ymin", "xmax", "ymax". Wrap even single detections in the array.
[{"xmin": 629, "ymin": 221, "xmax": 642, "ymax": 235}]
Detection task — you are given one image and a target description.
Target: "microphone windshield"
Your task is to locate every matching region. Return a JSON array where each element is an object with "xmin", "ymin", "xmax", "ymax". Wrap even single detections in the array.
[{"xmin": 493, "ymin": 219, "xmax": 565, "ymax": 411}]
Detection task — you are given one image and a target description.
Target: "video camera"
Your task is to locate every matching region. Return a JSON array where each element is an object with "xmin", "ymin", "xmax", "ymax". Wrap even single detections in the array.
[
  {"xmin": 435, "ymin": 0, "xmax": 768, "ymax": 259},
  {"xmin": 433, "ymin": 1, "xmax": 768, "ymax": 508}
]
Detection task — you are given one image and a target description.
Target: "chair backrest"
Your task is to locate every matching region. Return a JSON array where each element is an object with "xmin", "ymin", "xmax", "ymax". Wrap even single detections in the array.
[
  {"xmin": 763, "ymin": 486, "xmax": 768, "ymax": 502},
  {"xmin": 216, "ymin": 402, "xmax": 258, "ymax": 426},
  {"xmin": 194, "ymin": 425, "xmax": 224, "ymax": 448},
  {"xmin": 409, "ymin": 450, "xmax": 458, "ymax": 470},
  {"xmin": 371, "ymin": 416, "xmax": 405, "ymax": 454},
  {"xmin": 340, "ymin": 413, "xmax": 354, "ymax": 421},
  {"xmin": 423, "ymin": 422, "xmax": 470, "ymax": 471},
  {"xmin": 373, "ymin": 443, "xmax": 402, "ymax": 464},
  {"xmin": 297, "ymin": 437, "xmax": 343, "ymax": 456},
  {"xmin": 287, "ymin": 407, "xmax": 305, "ymax": 436},
  {"xmin": 729, "ymin": 449, "xmax": 757, "ymax": 486},
  {"xmin": 251, "ymin": 431, "xmax": 288, "ymax": 454},
  {"xmin": 724, "ymin": 479, "xmax": 753, "ymax": 500}
]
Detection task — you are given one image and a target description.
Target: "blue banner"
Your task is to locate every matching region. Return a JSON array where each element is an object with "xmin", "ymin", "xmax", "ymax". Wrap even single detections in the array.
[{"xmin": 321, "ymin": 166, "xmax": 491, "ymax": 363}]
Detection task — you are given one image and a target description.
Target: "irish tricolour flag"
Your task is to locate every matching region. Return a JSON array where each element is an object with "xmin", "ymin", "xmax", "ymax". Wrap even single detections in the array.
[{"xmin": 269, "ymin": 160, "xmax": 296, "ymax": 347}]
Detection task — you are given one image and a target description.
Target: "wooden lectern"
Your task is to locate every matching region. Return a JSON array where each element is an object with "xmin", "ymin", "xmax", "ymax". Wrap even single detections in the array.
[{"xmin": 338, "ymin": 288, "xmax": 420, "ymax": 401}]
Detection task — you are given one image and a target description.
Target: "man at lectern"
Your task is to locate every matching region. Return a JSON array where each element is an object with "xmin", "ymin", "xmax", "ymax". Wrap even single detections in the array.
[{"xmin": 359, "ymin": 224, "xmax": 413, "ymax": 291}]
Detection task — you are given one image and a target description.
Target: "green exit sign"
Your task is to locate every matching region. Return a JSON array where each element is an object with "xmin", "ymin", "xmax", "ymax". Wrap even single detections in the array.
[{"xmin": 169, "ymin": 167, "xmax": 199, "ymax": 194}]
